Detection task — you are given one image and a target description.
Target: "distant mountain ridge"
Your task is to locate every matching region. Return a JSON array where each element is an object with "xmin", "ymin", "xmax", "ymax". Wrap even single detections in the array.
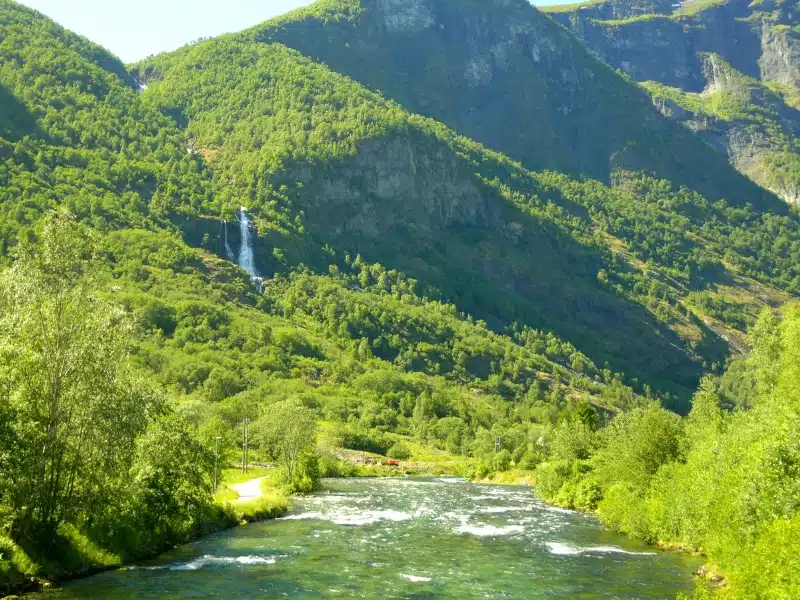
[
  {"xmin": 2, "ymin": 0, "xmax": 800, "ymax": 412},
  {"xmin": 235, "ymin": 0, "xmax": 782, "ymax": 211},
  {"xmin": 544, "ymin": 0, "xmax": 800, "ymax": 203}
]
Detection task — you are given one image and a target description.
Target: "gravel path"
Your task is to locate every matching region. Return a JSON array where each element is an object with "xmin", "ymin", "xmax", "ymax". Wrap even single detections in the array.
[{"xmin": 231, "ymin": 476, "xmax": 265, "ymax": 503}]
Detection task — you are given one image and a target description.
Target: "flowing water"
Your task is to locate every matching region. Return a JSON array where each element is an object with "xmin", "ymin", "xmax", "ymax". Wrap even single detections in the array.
[
  {"xmin": 237, "ymin": 207, "xmax": 262, "ymax": 290},
  {"xmin": 223, "ymin": 221, "xmax": 235, "ymax": 262},
  {"xmin": 35, "ymin": 478, "xmax": 700, "ymax": 599}
]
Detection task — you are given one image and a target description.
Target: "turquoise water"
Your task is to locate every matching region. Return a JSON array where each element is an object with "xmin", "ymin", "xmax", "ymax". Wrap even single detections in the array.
[{"xmin": 36, "ymin": 478, "xmax": 700, "ymax": 599}]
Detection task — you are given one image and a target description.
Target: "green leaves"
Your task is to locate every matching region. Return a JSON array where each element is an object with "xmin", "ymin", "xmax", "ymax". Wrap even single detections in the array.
[
  {"xmin": 0, "ymin": 211, "xmax": 168, "ymax": 547},
  {"xmin": 256, "ymin": 399, "xmax": 317, "ymax": 489},
  {"xmin": 538, "ymin": 305, "xmax": 800, "ymax": 598},
  {"xmin": 130, "ymin": 414, "xmax": 214, "ymax": 543}
]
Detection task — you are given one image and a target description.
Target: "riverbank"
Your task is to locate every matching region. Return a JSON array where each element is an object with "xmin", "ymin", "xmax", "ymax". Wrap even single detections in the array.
[
  {"xmin": 2, "ymin": 447, "xmax": 462, "ymax": 599},
  {"xmin": 214, "ymin": 469, "xmax": 290, "ymax": 523},
  {"xmin": 475, "ymin": 468, "xmax": 722, "ymax": 593},
  {"xmin": 0, "ymin": 514, "xmax": 238, "ymax": 599},
  {"xmin": 0, "ymin": 472, "xmax": 289, "ymax": 599},
  {"xmin": 19, "ymin": 477, "xmax": 703, "ymax": 599},
  {"xmin": 6, "ymin": 468, "xmax": 709, "ymax": 599}
]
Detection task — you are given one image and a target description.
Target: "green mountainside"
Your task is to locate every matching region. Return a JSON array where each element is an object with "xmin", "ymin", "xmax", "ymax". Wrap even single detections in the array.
[
  {"xmin": 0, "ymin": 0, "xmax": 799, "ymax": 596},
  {"xmin": 132, "ymin": 1, "xmax": 800, "ymax": 402},
  {"xmin": 236, "ymin": 0, "xmax": 780, "ymax": 210},
  {"xmin": 0, "ymin": 0, "xmax": 622, "ymax": 450},
  {"xmin": 545, "ymin": 0, "xmax": 800, "ymax": 204},
  {"xmin": 137, "ymin": 38, "xmax": 704, "ymax": 400},
  {"xmin": 1, "ymin": 0, "xmax": 799, "ymax": 410}
]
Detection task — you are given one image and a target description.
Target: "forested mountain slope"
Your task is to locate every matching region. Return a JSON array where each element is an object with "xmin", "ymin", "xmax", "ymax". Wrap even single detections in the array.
[
  {"xmin": 135, "ymin": 1, "xmax": 800, "ymax": 404},
  {"xmin": 545, "ymin": 0, "xmax": 800, "ymax": 204},
  {"xmin": 0, "ymin": 0, "xmax": 798, "ymax": 404},
  {"xmin": 0, "ymin": 0, "xmax": 210, "ymax": 242},
  {"xmin": 236, "ymin": 0, "xmax": 783, "ymax": 211},
  {"xmin": 1, "ymin": 1, "xmax": 800, "ymax": 596},
  {"xmin": 0, "ymin": 2, "xmax": 637, "ymax": 460},
  {"xmin": 137, "ymin": 39, "xmax": 706, "ymax": 401}
]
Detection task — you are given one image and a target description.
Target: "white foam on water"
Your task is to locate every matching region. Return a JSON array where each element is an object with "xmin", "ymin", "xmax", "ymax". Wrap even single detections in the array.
[
  {"xmin": 173, "ymin": 555, "xmax": 277, "ymax": 570},
  {"xmin": 479, "ymin": 506, "xmax": 522, "ymax": 514},
  {"xmin": 457, "ymin": 524, "xmax": 525, "ymax": 537},
  {"xmin": 411, "ymin": 502, "xmax": 439, "ymax": 517},
  {"xmin": 401, "ymin": 574, "xmax": 432, "ymax": 582},
  {"xmin": 133, "ymin": 555, "xmax": 278, "ymax": 571},
  {"xmin": 546, "ymin": 542, "xmax": 656, "ymax": 556},
  {"xmin": 438, "ymin": 510, "xmax": 473, "ymax": 522},
  {"xmin": 587, "ymin": 545, "xmax": 657, "ymax": 555},
  {"xmin": 331, "ymin": 509, "xmax": 412, "ymax": 526},
  {"xmin": 281, "ymin": 512, "xmax": 326, "ymax": 521},
  {"xmin": 284, "ymin": 509, "xmax": 412, "ymax": 526},
  {"xmin": 539, "ymin": 505, "xmax": 575, "ymax": 515},
  {"xmin": 546, "ymin": 542, "xmax": 581, "ymax": 555}
]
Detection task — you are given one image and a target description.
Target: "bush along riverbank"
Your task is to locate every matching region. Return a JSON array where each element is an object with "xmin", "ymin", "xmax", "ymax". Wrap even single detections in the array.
[
  {"xmin": 0, "ymin": 450, "xmax": 457, "ymax": 597},
  {"xmin": 0, "ymin": 470, "xmax": 292, "ymax": 598},
  {"xmin": 498, "ymin": 306, "xmax": 800, "ymax": 600}
]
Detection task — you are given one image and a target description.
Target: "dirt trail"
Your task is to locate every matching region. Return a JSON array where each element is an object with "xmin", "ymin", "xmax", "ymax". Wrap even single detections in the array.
[{"xmin": 231, "ymin": 477, "xmax": 265, "ymax": 503}]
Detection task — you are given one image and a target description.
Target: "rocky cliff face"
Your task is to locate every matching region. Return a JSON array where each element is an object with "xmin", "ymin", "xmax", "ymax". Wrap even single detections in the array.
[
  {"xmin": 549, "ymin": 0, "xmax": 773, "ymax": 89},
  {"xmin": 252, "ymin": 0, "xmax": 777, "ymax": 210},
  {"xmin": 546, "ymin": 0, "xmax": 800, "ymax": 204},
  {"xmin": 760, "ymin": 23, "xmax": 800, "ymax": 91}
]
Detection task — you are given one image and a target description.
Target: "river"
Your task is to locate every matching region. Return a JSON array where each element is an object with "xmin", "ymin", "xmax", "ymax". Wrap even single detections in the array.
[{"xmin": 33, "ymin": 478, "xmax": 700, "ymax": 599}]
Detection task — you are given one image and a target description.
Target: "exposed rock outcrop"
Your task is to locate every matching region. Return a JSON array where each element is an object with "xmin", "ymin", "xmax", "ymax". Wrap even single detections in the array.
[
  {"xmin": 253, "ymin": 0, "xmax": 777, "ymax": 209},
  {"xmin": 546, "ymin": 0, "xmax": 800, "ymax": 204}
]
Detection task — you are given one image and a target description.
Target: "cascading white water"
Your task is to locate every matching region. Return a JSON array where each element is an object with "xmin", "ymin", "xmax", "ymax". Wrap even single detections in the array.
[
  {"xmin": 223, "ymin": 221, "xmax": 235, "ymax": 262},
  {"xmin": 237, "ymin": 207, "xmax": 263, "ymax": 291}
]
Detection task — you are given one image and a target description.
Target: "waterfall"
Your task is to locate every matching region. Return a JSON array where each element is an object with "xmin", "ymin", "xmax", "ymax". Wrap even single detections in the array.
[
  {"xmin": 223, "ymin": 221, "xmax": 235, "ymax": 261},
  {"xmin": 237, "ymin": 207, "xmax": 263, "ymax": 291}
]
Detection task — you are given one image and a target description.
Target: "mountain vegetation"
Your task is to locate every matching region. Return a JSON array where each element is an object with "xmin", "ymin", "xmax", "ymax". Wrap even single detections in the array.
[
  {"xmin": 545, "ymin": 0, "xmax": 800, "ymax": 204},
  {"xmin": 0, "ymin": 0, "xmax": 798, "ymax": 597},
  {"xmin": 242, "ymin": 0, "xmax": 780, "ymax": 209},
  {"xmin": 134, "ymin": 22, "xmax": 800, "ymax": 402},
  {"xmin": 533, "ymin": 306, "xmax": 800, "ymax": 600}
]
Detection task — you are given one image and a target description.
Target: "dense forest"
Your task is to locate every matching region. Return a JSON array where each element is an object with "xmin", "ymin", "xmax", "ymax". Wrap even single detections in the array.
[
  {"xmin": 0, "ymin": 0, "xmax": 798, "ymax": 597},
  {"xmin": 534, "ymin": 307, "xmax": 800, "ymax": 600}
]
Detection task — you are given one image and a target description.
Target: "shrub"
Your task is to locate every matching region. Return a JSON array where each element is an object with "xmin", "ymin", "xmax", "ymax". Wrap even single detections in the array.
[
  {"xmin": 291, "ymin": 450, "xmax": 320, "ymax": 493},
  {"xmin": 387, "ymin": 442, "xmax": 411, "ymax": 460},
  {"xmin": 0, "ymin": 534, "xmax": 37, "ymax": 594},
  {"xmin": 729, "ymin": 514, "xmax": 800, "ymax": 600},
  {"xmin": 533, "ymin": 460, "xmax": 572, "ymax": 503},
  {"xmin": 492, "ymin": 449, "xmax": 512, "ymax": 472},
  {"xmin": 596, "ymin": 483, "xmax": 653, "ymax": 542},
  {"xmin": 340, "ymin": 427, "xmax": 392, "ymax": 455},
  {"xmin": 318, "ymin": 453, "xmax": 357, "ymax": 478},
  {"xmin": 517, "ymin": 450, "xmax": 544, "ymax": 470},
  {"xmin": 573, "ymin": 477, "xmax": 602, "ymax": 511}
]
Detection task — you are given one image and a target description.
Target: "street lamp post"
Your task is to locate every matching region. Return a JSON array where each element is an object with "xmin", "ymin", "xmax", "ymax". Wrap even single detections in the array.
[
  {"xmin": 214, "ymin": 435, "xmax": 222, "ymax": 491},
  {"xmin": 242, "ymin": 418, "xmax": 251, "ymax": 474}
]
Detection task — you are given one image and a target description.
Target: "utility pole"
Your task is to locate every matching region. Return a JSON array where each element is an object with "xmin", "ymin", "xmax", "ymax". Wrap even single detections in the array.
[
  {"xmin": 214, "ymin": 436, "xmax": 222, "ymax": 491},
  {"xmin": 495, "ymin": 435, "xmax": 504, "ymax": 453},
  {"xmin": 242, "ymin": 418, "xmax": 250, "ymax": 474}
]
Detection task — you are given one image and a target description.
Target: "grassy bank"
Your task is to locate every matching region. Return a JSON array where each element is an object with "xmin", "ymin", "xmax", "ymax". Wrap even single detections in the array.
[
  {"xmin": 215, "ymin": 469, "xmax": 290, "ymax": 522},
  {"xmin": 475, "ymin": 469, "xmax": 535, "ymax": 486},
  {"xmin": 0, "ymin": 470, "xmax": 289, "ymax": 598},
  {"xmin": 318, "ymin": 423, "xmax": 473, "ymax": 479},
  {"xmin": 0, "ymin": 509, "xmax": 238, "ymax": 598},
  {"xmin": 1, "ymin": 444, "xmax": 459, "ymax": 597}
]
